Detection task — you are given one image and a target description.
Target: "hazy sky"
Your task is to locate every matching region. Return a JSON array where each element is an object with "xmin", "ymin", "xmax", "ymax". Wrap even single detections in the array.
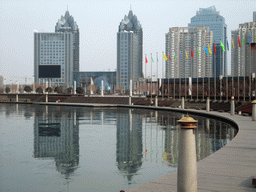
[{"xmin": 0, "ymin": 0, "xmax": 255, "ymax": 84}]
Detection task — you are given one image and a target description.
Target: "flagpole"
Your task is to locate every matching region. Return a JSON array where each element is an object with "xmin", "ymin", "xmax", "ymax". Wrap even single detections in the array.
[
  {"xmin": 249, "ymin": 44, "xmax": 252, "ymax": 102},
  {"xmin": 220, "ymin": 41, "xmax": 222, "ymax": 101},
  {"xmin": 162, "ymin": 51, "xmax": 164, "ymax": 99},
  {"xmin": 145, "ymin": 54, "xmax": 147, "ymax": 96},
  {"xmin": 214, "ymin": 42, "xmax": 216, "ymax": 101},
  {"xmin": 151, "ymin": 53, "xmax": 153, "ymax": 101},
  {"xmin": 238, "ymin": 34, "xmax": 240, "ymax": 101},
  {"xmin": 156, "ymin": 52, "xmax": 158, "ymax": 98},
  {"xmin": 174, "ymin": 55, "xmax": 175, "ymax": 99},
  {"xmin": 243, "ymin": 38, "xmax": 246, "ymax": 102}
]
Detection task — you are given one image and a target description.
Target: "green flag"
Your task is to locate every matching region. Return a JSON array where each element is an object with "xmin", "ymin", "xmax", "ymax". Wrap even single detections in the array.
[
  {"xmin": 242, "ymin": 35, "xmax": 245, "ymax": 46},
  {"xmin": 220, "ymin": 41, "xmax": 225, "ymax": 51},
  {"xmin": 151, "ymin": 56, "xmax": 154, "ymax": 63},
  {"xmin": 174, "ymin": 54, "xmax": 176, "ymax": 60},
  {"xmin": 197, "ymin": 49, "xmax": 200, "ymax": 56}
]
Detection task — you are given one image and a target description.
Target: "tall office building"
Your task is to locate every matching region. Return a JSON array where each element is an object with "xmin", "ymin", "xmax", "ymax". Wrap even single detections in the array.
[
  {"xmin": 165, "ymin": 27, "xmax": 213, "ymax": 78},
  {"xmin": 55, "ymin": 10, "xmax": 79, "ymax": 73},
  {"xmin": 0, "ymin": 75, "xmax": 3, "ymax": 89},
  {"xmin": 188, "ymin": 6, "xmax": 227, "ymax": 77},
  {"xmin": 117, "ymin": 10, "xmax": 143, "ymax": 91},
  {"xmin": 34, "ymin": 32, "xmax": 74, "ymax": 87},
  {"xmin": 231, "ymin": 13, "xmax": 256, "ymax": 76},
  {"xmin": 253, "ymin": 12, "xmax": 256, "ymax": 22}
]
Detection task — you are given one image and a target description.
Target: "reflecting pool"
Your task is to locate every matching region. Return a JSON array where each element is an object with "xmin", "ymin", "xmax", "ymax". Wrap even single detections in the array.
[{"xmin": 0, "ymin": 104, "xmax": 237, "ymax": 192}]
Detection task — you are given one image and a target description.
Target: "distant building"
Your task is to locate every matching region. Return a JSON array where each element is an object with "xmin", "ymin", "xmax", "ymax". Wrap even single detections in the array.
[
  {"xmin": 253, "ymin": 11, "xmax": 256, "ymax": 22},
  {"xmin": 117, "ymin": 10, "xmax": 143, "ymax": 91},
  {"xmin": 188, "ymin": 6, "xmax": 227, "ymax": 77},
  {"xmin": 231, "ymin": 13, "xmax": 256, "ymax": 76},
  {"xmin": 55, "ymin": 10, "xmax": 79, "ymax": 73},
  {"xmin": 165, "ymin": 27, "xmax": 213, "ymax": 78},
  {"xmin": 34, "ymin": 32, "xmax": 74, "ymax": 88},
  {"xmin": 0, "ymin": 76, "xmax": 3, "ymax": 89}
]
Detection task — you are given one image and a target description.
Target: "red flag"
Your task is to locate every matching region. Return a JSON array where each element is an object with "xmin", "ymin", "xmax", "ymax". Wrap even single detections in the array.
[
  {"xmin": 145, "ymin": 56, "xmax": 148, "ymax": 63},
  {"xmin": 168, "ymin": 54, "xmax": 171, "ymax": 61},
  {"xmin": 191, "ymin": 48, "xmax": 194, "ymax": 58},
  {"xmin": 214, "ymin": 43, "xmax": 216, "ymax": 54},
  {"xmin": 238, "ymin": 36, "xmax": 241, "ymax": 47}
]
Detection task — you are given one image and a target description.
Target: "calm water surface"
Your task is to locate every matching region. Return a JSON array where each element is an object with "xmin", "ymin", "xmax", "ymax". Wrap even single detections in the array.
[{"xmin": 0, "ymin": 103, "xmax": 237, "ymax": 192}]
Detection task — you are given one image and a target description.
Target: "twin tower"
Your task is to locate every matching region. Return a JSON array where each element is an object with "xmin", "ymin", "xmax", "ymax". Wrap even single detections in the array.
[{"xmin": 34, "ymin": 9, "xmax": 142, "ymax": 90}]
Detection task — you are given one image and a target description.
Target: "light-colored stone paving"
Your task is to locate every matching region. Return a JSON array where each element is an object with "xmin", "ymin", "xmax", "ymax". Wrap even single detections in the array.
[{"xmin": 126, "ymin": 108, "xmax": 256, "ymax": 192}]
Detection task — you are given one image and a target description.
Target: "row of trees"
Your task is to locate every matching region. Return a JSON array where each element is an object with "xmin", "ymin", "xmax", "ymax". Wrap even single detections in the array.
[{"xmin": 4, "ymin": 85, "xmax": 85, "ymax": 94}]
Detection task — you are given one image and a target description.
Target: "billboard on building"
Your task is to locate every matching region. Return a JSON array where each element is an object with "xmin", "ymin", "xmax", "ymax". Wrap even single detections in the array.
[{"xmin": 38, "ymin": 65, "xmax": 61, "ymax": 78}]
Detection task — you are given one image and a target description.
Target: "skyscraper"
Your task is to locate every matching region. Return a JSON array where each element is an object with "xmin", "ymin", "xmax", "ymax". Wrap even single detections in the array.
[
  {"xmin": 165, "ymin": 27, "xmax": 213, "ymax": 78},
  {"xmin": 34, "ymin": 32, "xmax": 74, "ymax": 87},
  {"xmin": 188, "ymin": 6, "xmax": 227, "ymax": 77},
  {"xmin": 117, "ymin": 10, "xmax": 143, "ymax": 91},
  {"xmin": 231, "ymin": 13, "xmax": 256, "ymax": 77},
  {"xmin": 55, "ymin": 10, "xmax": 79, "ymax": 73}
]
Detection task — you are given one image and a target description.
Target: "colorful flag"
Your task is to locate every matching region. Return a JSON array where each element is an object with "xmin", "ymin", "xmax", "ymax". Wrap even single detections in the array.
[
  {"xmin": 232, "ymin": 40, "xmax": 235, "ymax": 49},
  {"xmin": 191, "ymin": 48, "xmax": 194, "ymax": 58},
  {"xmin": 168, "ymin": 54, "xmax": 171, "ymax": 61},
  {"xmin": 208, "ymin": 44, "xmax": 212, "ymax": 54},
  {"xmin": 185, "ymin": 52, "xmax": 188, "ymax": 58},
  {"xmin": 163, "ymin": 53, "xmax": 168, "ymax": 61},
  {"xmin": 227, "ymin": 41, "xmax": 229, "ymax": 51},
  {"xmin": 214, "ymin": 43, "xmax": 216, "ymax": 53},
  {"xmin": 238, "ymin": 36, "xmax": 241, "ymax": 47},
  {"xmin": 174, "ymin": 54, "xmax": 176, "ymax": 60},
  {"xmin": 145, "ymin": 55, "xmax": 148, "ymax": 63},
  {"xmin": 197, "ymin": 49, "xmax": 200, "ymax": 56},
  {"xmin": 242, "ymin": 35, "xmax": 245, "ymax": 46},
  {"xmin": 204, "ymin": 45, "xmax": 209, "ymax": 54},
  {"xmin": 220, "ymin": 41, "xmax": 225, "ymax": 51},
  {"xmin": 151, "ymin": 56, "xmax": 154, "ymax": 63}
]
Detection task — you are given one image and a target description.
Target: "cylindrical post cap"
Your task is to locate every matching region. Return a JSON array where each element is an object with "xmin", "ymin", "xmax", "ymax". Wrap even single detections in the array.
[
  {"xmin": 178, "ymin": 115, "xmax": 198, "ymax": 129},
  {"xmin": 252, "ymin": 100, "xmax": 256, "ymax": 104}
]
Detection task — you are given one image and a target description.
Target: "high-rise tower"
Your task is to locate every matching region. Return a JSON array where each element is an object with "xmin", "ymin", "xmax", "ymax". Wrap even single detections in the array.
[
  {"xmin": 231, "ymin": 13, "xmax": 256, "ymax": 77},
  {"xmin": 55, "ymin": 10, "xmax": 79, "ymax": 73},
  {"xmin": 117, "ymin": 10, "xmax": 143, "ymax": 91},
  {"xmin": 188, "ymin": 6, "xmax": 227, "ymax": 77},
  {"xmin": 165, "ymin": 27, "xmax": 213, "ymax": 78}
]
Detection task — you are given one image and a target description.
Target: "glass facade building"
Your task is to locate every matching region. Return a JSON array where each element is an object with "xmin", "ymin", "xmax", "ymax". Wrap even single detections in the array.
[
  {"xmin": 55, "ymin": 10, "xmax": 79, "ymax": 73},
  {"xmin": 117, "ymin": 10, "xmax": 143, "ymax": 91},
  {"xmin": 188, "ymin": 6, "xmax": 227, "ymax": 77},
  {"xmin": 34, "ymin": 32, "xmax": 74, "ymax": 88}
]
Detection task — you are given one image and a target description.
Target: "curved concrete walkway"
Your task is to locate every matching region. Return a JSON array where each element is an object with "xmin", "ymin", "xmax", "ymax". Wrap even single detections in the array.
[
  {"xmin": 2, "ymin": 101, "xmax": 255, "ymax": 191},
  {"xmin": 124, "ymin": 108, "xmax": 256, "ymax": 192}
]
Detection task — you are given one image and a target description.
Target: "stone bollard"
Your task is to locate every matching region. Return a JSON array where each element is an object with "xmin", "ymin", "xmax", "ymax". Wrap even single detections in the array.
[
  {"xmin": 231, "ymin": 96, "xmax": 235, "ymax": 115},
  {"xmin": 252, "ymin": 100, "xmax": 256, "ymax": 121},
  {"xmin": 129, "ymin": 96, "xmax": 132, "ymax": 105},
  {"xmin": 206, "ymin": 97, "xmax": 210, "ymax": 112},
  {"xmin": 177, "ymin": 115, "xmax": 198, "ymax": 192},
  {"xmin": 181, "ymin": 97, "xmax": 185, "ymax": 109},
  {"xmin": 46, "ymin": 94, "xmax": 48, "ymax": 103},
  {"xmin": 155, "ymin": 96, "xmax": 158, "ymax": 107},
  {"xmin": 16, "ymin": 94, "xmax": 18, "ymax": 102}
]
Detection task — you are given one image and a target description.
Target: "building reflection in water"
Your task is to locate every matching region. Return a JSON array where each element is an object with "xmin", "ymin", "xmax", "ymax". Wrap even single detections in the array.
[
  {"xmin": 33, "ymin": 105, "xmax": 79, "ymax": 179},
  {"xmin": 116, "ymin": 108, "xmax": 143, "ymax": 184},
  {"xmin": 149, "ymin": 112, "xmax": 237, "ymax": 167}
]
